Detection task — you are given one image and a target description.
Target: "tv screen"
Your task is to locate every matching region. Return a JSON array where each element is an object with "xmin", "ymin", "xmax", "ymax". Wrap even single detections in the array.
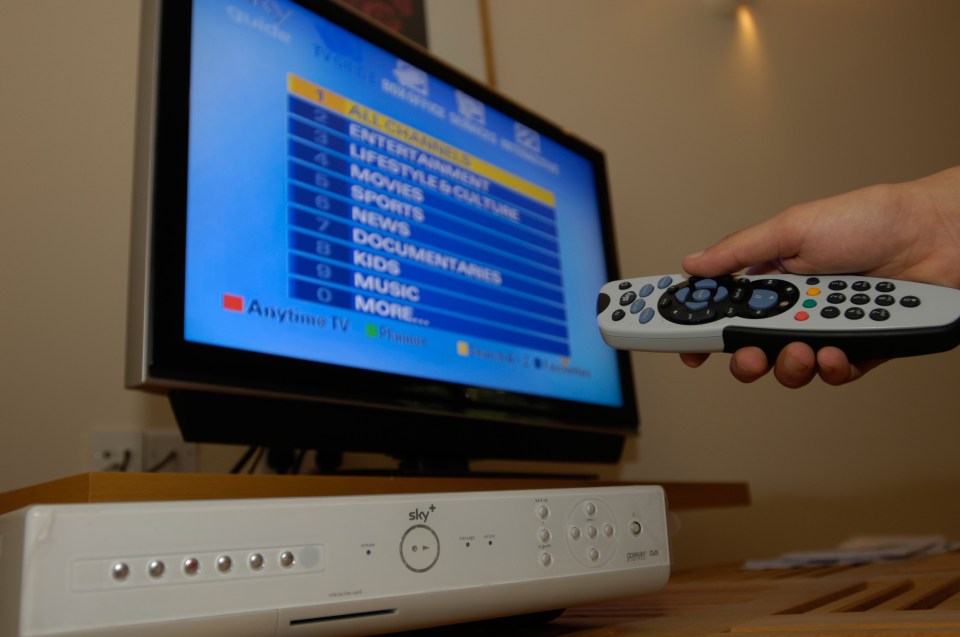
[{"xmin": 127, "ymin": 0, "xmax": 638, "ymax": 472}]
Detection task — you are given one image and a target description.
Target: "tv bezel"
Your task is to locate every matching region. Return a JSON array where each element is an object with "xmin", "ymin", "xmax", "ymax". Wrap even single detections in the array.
[{"xmin": 126, "ymin": 0, "xmax": 639, "ymax": 469}]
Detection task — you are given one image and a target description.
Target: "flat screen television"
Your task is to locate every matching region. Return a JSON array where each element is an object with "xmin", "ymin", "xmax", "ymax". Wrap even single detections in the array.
[{"xmin": 126, "ymin": 0, "xmax": 639, "ymax": 474}]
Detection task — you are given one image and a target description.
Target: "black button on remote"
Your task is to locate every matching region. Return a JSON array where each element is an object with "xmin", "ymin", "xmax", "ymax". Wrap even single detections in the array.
[{"xmin": 845, "ymin": 307, "xmax": 865, "ymax": 320}]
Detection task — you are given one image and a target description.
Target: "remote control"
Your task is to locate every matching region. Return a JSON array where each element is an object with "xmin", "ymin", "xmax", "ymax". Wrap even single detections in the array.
[{"xmin": 597, "ymin": 273, "xmax": 960, "ymax": 359}]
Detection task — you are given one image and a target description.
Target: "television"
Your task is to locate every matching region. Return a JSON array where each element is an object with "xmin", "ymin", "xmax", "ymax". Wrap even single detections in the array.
[{"xmin": 126, "ymin": 0, "xmax": 639, "ymax": 474}]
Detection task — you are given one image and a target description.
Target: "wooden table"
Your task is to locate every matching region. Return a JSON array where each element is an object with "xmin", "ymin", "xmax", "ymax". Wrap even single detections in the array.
[
  {"xmin": 405, "ymin": 550, "xmax": 960, "ymax": 636},
  {"xmin": 0, "ymin": 472, "xmax": 750, "ymax": 515}
]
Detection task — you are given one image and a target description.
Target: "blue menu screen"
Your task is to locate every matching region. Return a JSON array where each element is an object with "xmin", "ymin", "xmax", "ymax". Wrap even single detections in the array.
[{"xmin": 184, "ymin": 0, "xmax": 625, "ymax": 407}]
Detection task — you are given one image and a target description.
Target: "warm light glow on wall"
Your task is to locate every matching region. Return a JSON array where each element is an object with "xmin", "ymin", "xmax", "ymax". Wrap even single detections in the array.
[
  {"xmin": 735, "ymin": 2, "xmax": 763, "ymax": 75},
  {"xmin": 737, "ymin": 3, "xmax": 759, "ymax": 53}
]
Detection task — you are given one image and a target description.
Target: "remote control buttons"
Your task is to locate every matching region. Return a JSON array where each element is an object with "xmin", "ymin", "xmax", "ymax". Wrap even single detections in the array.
[
  {"xmin": 659, "ymin": 276, "xmax": 798, "ymax": 325},
  {"xmin": 607, "ymin": 275, "xmax": 927, "ymax": 336},
  {"xmin": 821, "ymin": 306, "xmax": 840, "ymax": 318},
  {"xmin": 596, "ymin": 292, "xmax": 611, "ymax": 314},
  {"xmin": 748, "ymin": 289, "xmax": 778, "ymax": 311},
  {"xmin": 816, "ymin": 279, "xmax": 921, "ymax": 321}
]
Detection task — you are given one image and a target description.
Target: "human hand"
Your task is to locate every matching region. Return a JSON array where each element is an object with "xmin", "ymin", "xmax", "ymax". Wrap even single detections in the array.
[{"xmin": 679, "ymin": 166, "xmax": 960, "ymax": 387}]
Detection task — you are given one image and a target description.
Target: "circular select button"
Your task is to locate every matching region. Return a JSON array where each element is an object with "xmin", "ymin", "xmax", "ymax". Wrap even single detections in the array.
[{"xmin": 400, "ymin": 524, "xmax": 441, "ymax": 573}]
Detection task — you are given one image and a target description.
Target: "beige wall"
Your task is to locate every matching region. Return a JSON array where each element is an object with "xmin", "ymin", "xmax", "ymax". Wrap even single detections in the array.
[
  {"xmin": 481, "ymin": 0, "xmax": 960, "ymax": 568},
  {"xmin": 1, "ymin": 1, "xmax": 958, "ymax": 570}
]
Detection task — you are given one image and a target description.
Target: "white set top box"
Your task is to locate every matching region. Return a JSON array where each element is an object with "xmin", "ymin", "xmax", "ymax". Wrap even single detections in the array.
[{"xmin": 0, "ymin": 485, "xmax": 670, "ymax": 637}]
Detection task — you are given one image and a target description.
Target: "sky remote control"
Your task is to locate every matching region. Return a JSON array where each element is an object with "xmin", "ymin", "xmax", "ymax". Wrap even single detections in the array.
[{"xmin": 598, "ymin": 273, "xmax": 960, "ymax": 359}]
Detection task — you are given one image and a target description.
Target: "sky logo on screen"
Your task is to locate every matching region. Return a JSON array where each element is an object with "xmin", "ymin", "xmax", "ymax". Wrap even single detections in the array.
[{"xmin": 223, "ymin": 293, "xmax": 245, "ymax": 312}]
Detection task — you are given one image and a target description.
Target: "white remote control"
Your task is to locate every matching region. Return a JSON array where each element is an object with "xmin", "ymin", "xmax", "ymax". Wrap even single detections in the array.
[{"xmin": 598, "ymin": 273, "xmax": 960, "ymax": 358}]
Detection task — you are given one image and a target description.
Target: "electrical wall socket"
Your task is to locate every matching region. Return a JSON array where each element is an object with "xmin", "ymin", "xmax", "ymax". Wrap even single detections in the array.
[
  {"xmin": 143, "ymin": 429, "xmax": 198, "ymax": 473},
  {"xmin": 90, "ymin": 430, "xmax": 197, "ymax": 473},
  {"xmin": 90, "ymin": 431, "xmax": 144, "ymax": 472}
]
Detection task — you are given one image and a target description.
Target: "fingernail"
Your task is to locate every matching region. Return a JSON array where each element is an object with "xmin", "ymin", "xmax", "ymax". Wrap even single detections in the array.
[{"xmin": 686, "ymin": 250, "xmax": 705, "ymax": 260}]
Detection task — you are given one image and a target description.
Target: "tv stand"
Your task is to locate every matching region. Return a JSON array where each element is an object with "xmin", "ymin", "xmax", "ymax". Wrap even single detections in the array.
[{"xmin": 256, "ymin": 446, "xmax": 596, "ymax": 479}]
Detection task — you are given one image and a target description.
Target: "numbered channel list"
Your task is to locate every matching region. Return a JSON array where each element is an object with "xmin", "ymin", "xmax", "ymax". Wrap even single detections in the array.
[{"xmin": 286, "ymin": 74, "xmax": 569, "ymax": 356}]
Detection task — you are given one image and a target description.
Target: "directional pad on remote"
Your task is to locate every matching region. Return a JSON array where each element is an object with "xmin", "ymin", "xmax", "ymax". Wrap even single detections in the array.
[{"xmin": 658, "ymin": 276, "xmax": 800, "ymax": 325}]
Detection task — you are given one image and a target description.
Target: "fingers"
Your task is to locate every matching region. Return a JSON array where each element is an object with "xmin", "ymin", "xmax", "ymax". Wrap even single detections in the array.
[
  {"xmin": 728, "ymin": 347, "xmax": 772, "ymax": 383},
  {"xmin": 815, "ymin": 347, "xmax": 888, "ymax": 385},
  {"xmin": 685, "ymin": 345, "xmax": 817, "ymax": 386},
  {"xmin": 727, "ymin": 343, "xmax": 818, "ymax": 388},
  {"xmin": 682, "ymin": 216, "xmax": 793, "ymax": 278},
  {"xmin": 679, "ymin": 352, "xmax": 709, "ymax": 368},
  {"xmin": 716, "ymin": 344, "xmax": 883, "ymax": 387},
  {"xmin": 773, "ymin": 343, "xmax": 817, "ymax": 388},
  {"xmin": 682, "ymin": 334, "xmax": 885, "ymax": 385}
]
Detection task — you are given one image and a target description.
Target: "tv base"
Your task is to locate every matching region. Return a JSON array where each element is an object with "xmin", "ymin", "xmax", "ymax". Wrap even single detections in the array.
[{"xmin": 0, "ymin": 485, "xmax": 669, "ymax": 637}]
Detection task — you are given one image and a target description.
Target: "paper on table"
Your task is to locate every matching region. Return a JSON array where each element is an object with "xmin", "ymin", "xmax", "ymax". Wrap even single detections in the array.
[{"xmin": 742, "ymin": 535, "xmax": 958, "ymax": 570}]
